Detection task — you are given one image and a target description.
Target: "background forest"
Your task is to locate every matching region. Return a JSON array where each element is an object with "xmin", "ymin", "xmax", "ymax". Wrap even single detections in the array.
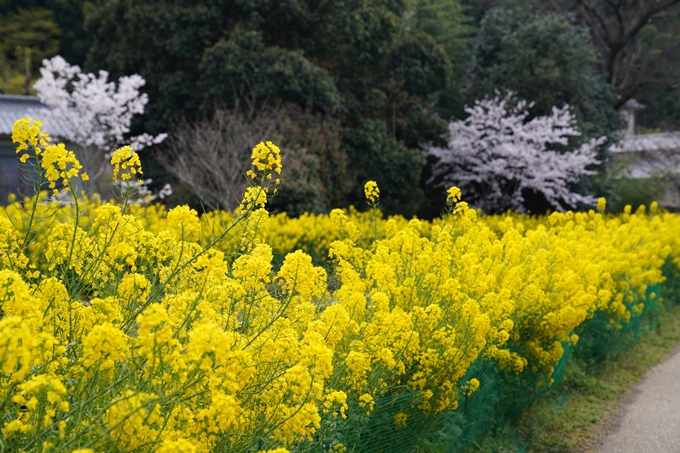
[{"xmin": 1, "ymin": 0, "xmax": 679, "ymax": 217}]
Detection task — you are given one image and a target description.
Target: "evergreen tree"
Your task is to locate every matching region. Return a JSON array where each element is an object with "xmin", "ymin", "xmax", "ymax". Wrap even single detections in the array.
[
  {"xmin": 0, "ymin": 7, "xmax": 61, "ymax": 94},
  {"xmin": 468, "ymin": 6, "xmax": 622, "ymax": 142},
  {"xmin": 84, "ymin": 0, "xmax": 465, "ymax": 215}
]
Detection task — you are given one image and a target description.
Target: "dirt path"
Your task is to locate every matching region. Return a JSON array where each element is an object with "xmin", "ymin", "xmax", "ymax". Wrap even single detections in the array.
[{"xmin": 585, "ymin": 346, "xmax": 680, "ymax": 453}]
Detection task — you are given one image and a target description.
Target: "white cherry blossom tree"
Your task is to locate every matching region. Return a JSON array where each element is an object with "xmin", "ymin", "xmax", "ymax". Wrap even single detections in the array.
[
  {"xmin": 32, "ymin": 56, "xmax": 167, "ymax": 192},
  {"xmin": 426, "ymin": 92, "xmax": 606, "ymax": 213}
]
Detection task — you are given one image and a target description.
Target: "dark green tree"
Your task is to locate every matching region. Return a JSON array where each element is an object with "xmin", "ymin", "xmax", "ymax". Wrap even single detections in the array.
[
  {"xmin": 0, "ymin": 1, "xmax": 93, "ymax": 67},
  {"xmin": 84, "ymin": 0, "xmax": 461, "ymax": 215},
  {"xmin": 544, "ymin": 0, "xmax": 680, "ymax": 133},
  {"xmin": 636, "ymin": 84, "xmax": 680, "ymax": 132},
  {"xmin": 0, "ymin": 8, "xmax": 61, "ymax": 61},
  {"xmin": 632, "ymin": 10, "xmax": 680, "ymax": 131},
  {"xmin": 405, "ymin": 0, "xmax": 472, "ymax": 121},
  {"xmin": 0, "ymin": 7, "xmax": 61, "ymax": 94},
  {"xmin": 406, "ymin": 0, "xmax": 470, "ymax": 75},
  {"xmin": 468, "ymin": 6, "xmax": 622, "ymax": 142},
  {"xmin": 46, "ymin": 0, "xmax": 95, "ymax": 66},
  {"xmin": 554, "ymin": 0, "xmax": 680, "ymax": 111}
]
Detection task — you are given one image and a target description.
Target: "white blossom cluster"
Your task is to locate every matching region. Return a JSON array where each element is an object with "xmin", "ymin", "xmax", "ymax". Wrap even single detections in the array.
[
  {"xmin": 31, "ymin": 56, "xmax": 168, "ymax": 193},
  {"xmin": 33, "ymin": 56, "xmax": 167, "ymax": 154},
  {"xmin": 426, "ymin": 92, "xmax": 606, "ymax": 213}
]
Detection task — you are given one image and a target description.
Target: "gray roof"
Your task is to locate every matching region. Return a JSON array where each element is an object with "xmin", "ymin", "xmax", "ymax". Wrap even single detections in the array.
[
  {"xmin": 610, "ymin": 132, "xmax": 680, "ymax": 154},
  {"xmin": 0, "ymin": 94, "xmax": 72, "ymax": 139},
  {"xmin": 620, "ymin": 98, "xmax": 646, "ymax": 111}
]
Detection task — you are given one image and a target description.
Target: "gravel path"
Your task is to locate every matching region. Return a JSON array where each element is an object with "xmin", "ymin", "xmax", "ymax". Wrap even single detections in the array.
[{"xmin": 592, "ymin": 346, "xmax": 680, "ymax": 453}]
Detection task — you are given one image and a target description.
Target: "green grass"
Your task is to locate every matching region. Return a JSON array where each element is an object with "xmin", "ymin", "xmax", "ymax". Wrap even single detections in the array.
[{"xmin": 467, "ymin": 301, "xmax": 680, "ymax": 453}]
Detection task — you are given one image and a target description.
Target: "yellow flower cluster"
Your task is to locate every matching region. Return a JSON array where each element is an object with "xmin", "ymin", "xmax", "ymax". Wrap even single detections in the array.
[
  {"xmin": 249, "ymin": 141, "xmax": 282, "ymax": 177},
  {"xmin": 12, "ymin": 118, "xmax": 50, "ymax": 154},
  {"xmin": 42, "ymin": 144, "xmax": 88, "ymax": 190},
  {"xmin": 111, "ymin": 145, "xmax": 143, "ymax": 181},
  {"xmin": 447, "ymin": 186, "xmax": 462, "ymax": 204},
  {"xmin": 12, "ymin": 118, "xmax": 89, "ymax": 195},
  {"xmin": 240, "ymin": 141, "xmax": 283, "ymax": 211},
  {"xmin": 1, "ymin": 119, "xmax": 679, "ymax": 452},
  {"xmin": 364, "ymin": 180, "xmax": 380, "ymax": 203}
]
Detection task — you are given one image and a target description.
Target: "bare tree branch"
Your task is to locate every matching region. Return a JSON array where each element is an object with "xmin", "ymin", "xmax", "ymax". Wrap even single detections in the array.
[
  {"xmin": 157, "ymin": 107, "xmax": 282, "ymax": 210},
  {"xmin": 568, "ymin": 0, "xmax": 680, "ymax": 106}
]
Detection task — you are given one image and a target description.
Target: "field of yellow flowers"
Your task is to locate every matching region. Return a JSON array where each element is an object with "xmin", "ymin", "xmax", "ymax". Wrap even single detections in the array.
[{"xmin": 1, "ymin": 119, "xmax": 679, "ymax": 453}]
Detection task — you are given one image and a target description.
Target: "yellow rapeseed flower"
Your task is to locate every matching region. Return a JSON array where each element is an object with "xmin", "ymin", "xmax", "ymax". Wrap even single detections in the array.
[
  {"xmin": 41, "ymin": 143, "xmax": 85, "ymax": 190},
  {"xmin": 110, "ymin": 145, "xmax": 142, "ymax": 181},
  {"xmin": 364, "ymin": 180, "xmax": 380, "ymax": 203},
  {"xmin": 11, "ymin": 118, "xmax": 49, "ymax": 154},
  {"xmin": 251, "ymin": 141, "xmax": 282, "ymax": 175},
  {"xmin": 446, "ymin": 186, "xmax": 462, "ymax": 204}
]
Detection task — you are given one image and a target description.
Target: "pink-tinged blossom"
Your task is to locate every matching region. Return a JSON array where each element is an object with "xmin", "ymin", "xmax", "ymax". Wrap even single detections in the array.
[
  {"xmin": 32, "ymin": 56, "xmax": 167, "ymax": 186},
  {"xmin": 426, "ymin": 92, "xmax": 605, "ymax": 213}
]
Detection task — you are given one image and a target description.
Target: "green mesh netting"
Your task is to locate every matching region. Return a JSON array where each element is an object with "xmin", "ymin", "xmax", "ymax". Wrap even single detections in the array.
[{"xmin": 294, "ymin": 262, "xmax": 679, "ymax": 453}]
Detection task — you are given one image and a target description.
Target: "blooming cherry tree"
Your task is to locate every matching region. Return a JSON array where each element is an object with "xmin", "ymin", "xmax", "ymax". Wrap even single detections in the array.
[
  {"xmin": 426, "ymin": 92, "xmax": 606, "ymax": 213},
  {"xmin": 32, "ymin": 56, "xmax": 167, "ymax": 190}
]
